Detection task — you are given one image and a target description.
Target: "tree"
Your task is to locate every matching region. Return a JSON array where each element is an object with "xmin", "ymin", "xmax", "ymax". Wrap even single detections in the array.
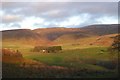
[
  {"xmin": 108, "ymin": 34, "xmax": 119, "ymax": 69},
  {"xmin": 111, "ymin": 34, "xmax": 120, "ymax": 52},
  {"xmin": 47, "ymin": 46, "xmax": 62, "ymax": 53}
]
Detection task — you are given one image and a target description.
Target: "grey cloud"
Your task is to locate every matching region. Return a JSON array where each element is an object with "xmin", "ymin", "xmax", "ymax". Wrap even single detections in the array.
[
  {"xmin": 2, "ymin": 2, "xmax": 118, "ymax": 17},
  {"xmin": 2, "ymin": 14, "xmax": 23, "ymax": 23},
  {"xmin": 1, "ymin": 2, "xmax": 118, "ymax": 29},
  {"xmin": 33, "ymin": 2, "xmax": 118, "ymax": 20}
]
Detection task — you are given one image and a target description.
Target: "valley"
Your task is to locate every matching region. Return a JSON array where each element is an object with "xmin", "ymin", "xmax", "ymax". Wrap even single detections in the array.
[{"xmin": 1, "ymin": 24, "xmax": 119, "ymax": 78}]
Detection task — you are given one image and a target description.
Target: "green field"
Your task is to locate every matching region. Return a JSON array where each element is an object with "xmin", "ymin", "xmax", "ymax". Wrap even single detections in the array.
[
  {"xmin": 24, "ymin": 47, "xmax": 117, "ymax": 70},
  {"xmin": 2, "ymin": 42, "xmax": 118, "ymax": 78}
]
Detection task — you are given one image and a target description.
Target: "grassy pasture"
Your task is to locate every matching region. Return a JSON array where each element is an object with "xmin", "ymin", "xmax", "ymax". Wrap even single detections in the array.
[
  {"xmin": 2, "ymin": 46, "xmax": 118, "ymax": 78},
  {"xmin": 25, "ymin": 47, "xmax": 118, "ymax": 71},
  {"xmin": 2, "ymin": 41, "xmax": 118, "ymax": 78}
]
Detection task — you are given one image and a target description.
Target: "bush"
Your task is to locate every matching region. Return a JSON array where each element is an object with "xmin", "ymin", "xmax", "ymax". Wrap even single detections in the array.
[
  {"xmin": 2, "ymin": 48, "xmax": 23, "ymax": 58},
  {"xmin": 33, "ymin": 46, "xmax": 47, "ymax": 52},
  {"xmin": 47, "ymin": 46, "xmax": 62, "ymax": 53},
  {"xmin": 110, "ymin": 34, "xmax": 120, "ymax": 52},
  {"xmin": 33, "ymin": 46, "xmax": 62, "ymax": 53}
]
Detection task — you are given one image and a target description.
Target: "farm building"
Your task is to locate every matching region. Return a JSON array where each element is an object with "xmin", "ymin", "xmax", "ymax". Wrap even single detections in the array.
[{"xmin": 32, "ymin": 46, "xmax": 62, "ymax": 53}]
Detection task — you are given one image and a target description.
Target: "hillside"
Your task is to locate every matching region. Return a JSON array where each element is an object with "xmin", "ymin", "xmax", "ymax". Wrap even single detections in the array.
[
  {"xmin": 2, "ymin": 24, "xmax": 118, "ymax": 46},
  {"xmin": 80, "ymin": 24, "xmax": 118, "ymax": 36},
  {"xmin": 52, "ymin": 24, "xmax": 118, "ymax": 45},
  {"xmin": 2, "ymin": 29, "xmax": 40, "ymax": 39},
  {"xmin": 34, "ymin": 24, "xmax": 118, "ymax": 41},
  {"xmin": 2, "ymin": 29, "xmax": 50, "ymax": 45},
  {"xmin": 33, "ymin": 28, "xmax": 83, "ymax": 40}
]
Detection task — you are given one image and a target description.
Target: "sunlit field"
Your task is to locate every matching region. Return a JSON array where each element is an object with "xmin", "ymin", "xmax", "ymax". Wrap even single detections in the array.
[{"xmin": 2, "ymin": 41, "xmax": 118, "ymax": 78}]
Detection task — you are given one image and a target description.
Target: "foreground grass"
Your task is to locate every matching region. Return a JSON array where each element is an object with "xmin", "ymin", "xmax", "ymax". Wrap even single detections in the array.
[
  {"xmin": 2, "ymin": 62, "xmax": 118, "ymax": 78},
  {"xmin": 2, "ymin": 42, "xmax": 118, "ymax": 78},
  {"xmin": 25, "ymin": 47, "xmax": 118, "ymax": 71}
]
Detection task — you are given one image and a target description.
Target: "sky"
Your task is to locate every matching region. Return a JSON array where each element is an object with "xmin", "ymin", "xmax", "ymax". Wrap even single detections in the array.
[{"xmin": 0, "ymin": 1, "xmax": 118, "ymax": 30}]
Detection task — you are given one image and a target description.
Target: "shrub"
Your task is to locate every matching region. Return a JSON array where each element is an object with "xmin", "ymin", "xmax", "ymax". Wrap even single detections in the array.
[
  {"xmin": 2, "ymin": 48, "xmax": 23, "ymax": 58},
  {"xmin": 33, "ymin": 46, "xmax": 62, "ymax": 53},
  {"xmin": 110, "ymin": 34, "xmax": 120, "ymax": 52}
]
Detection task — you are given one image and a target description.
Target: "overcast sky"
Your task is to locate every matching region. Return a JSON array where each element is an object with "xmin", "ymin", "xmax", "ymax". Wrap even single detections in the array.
[{"xmin": 0, "ymin": 2, "xmax": 118, "ymax": 30}]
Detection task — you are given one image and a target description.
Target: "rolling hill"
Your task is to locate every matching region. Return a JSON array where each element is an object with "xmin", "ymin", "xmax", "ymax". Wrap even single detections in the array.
[
  {"xmin": 2, "ymin": 24, "xmax": 118, "ymax": 46},
  {"xmin": 2, "ymin": 29, "xmax": 41, "ymax": 39},
  {"xmin": 33, "ymin": 28, "xmax": 83, "ymax": 41},
  {"xmin": 2, "ymin": 29, "xmax": 50, "ymax": 45},
  {"xmin": 53, "ymin": 24, "xmax": 118, "ymax": 45},
  {"xmin": 80, "ymin": 24, "xmax": 118, "ymax": 35}
]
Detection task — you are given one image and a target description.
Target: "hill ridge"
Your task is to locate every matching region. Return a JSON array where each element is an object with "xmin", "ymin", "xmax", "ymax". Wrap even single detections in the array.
[{"xmin": 2, "ymin": 24, "xmax": 118, "ymax": 45}]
